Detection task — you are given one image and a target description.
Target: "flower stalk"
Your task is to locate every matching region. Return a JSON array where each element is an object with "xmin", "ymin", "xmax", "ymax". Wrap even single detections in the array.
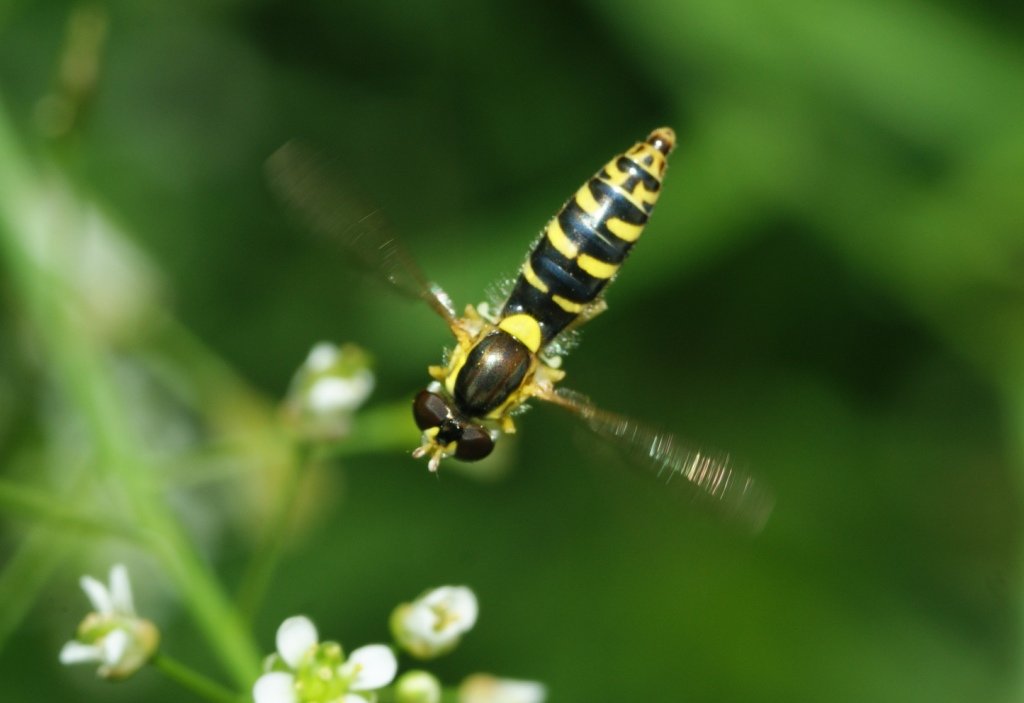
[{"xmin": 151, "ymin": 653, "xmax": 247, "ymax": 703}]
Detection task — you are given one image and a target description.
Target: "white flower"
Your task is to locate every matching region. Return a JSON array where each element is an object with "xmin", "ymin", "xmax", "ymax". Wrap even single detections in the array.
[
  {"xmin": 58, "ymin": 564, "xmax": 159, "ymax": 679},
  {"xmin": 253, "ymin": 615, "xmax": 397, "ymax": 703},
  {"xmin": 284, "ymin": 342, "xmax": 374, "ymax": 440},
  {"xmin": 391, "ymin": 586, "xmax": 478, "ymax": 659},
  {"xmin": 458, "ymin": 674, "xmax": 547, "ymax": 703}
]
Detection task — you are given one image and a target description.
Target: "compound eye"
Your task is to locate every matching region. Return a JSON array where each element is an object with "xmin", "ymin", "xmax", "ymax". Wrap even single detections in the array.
[
  {"xmin": 412, "ymin": 390, "xmax": 450, "ymax": 430},
  {"xmin": 455, "ymin": 425, "xmax": 495, "ymax": 462}
]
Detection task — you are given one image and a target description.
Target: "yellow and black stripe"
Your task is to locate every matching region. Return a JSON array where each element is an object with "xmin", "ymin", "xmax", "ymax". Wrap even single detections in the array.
[{"xmin": 501, "ymin": 127, "xmax": 676, "ymax": 344}]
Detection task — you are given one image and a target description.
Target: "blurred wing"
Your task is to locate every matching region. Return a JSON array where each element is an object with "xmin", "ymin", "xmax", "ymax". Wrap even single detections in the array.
[
  {"xmin": 542, "ymin": 388, "xmax": 774, "ymax": 533},
  {"xmin": 266, "ymin": 141, "xmax": 458, "ymax": 327}
]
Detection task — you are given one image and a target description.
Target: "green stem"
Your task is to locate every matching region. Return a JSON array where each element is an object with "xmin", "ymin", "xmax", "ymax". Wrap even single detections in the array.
[
  {"xmin": 0, "ymin": 524, "xmax": 75, "ymax": 649},
  {"xmin": 0, "ymin": 99, "xmax": 261, "ymax": 687},
  {"xmin": 232, "ymin": 398, "xmax": 418, "ymax": 622},
  {"xmin": 151, "ymin": 653, "xmax": 248, "ymax": 703},
  {"xmin": 0, "ymin": 477, "xmax": 148, "ymax": 542},
  {"xmin": 236, "ymin": 441, "xmax": 315, "ymax": 623},
  {"xmin": 324, "ymin": 400, "xmax": 421, "ymax": 458}
]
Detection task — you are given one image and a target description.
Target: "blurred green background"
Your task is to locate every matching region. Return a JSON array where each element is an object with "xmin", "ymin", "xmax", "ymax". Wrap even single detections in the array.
[{"xmin": 2, "ymin": 0, "xmax": 1023, "ymax": 701}]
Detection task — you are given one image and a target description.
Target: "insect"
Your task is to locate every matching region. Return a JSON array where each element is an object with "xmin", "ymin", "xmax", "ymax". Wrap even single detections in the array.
[{"xmin": 268, "ymin": 128, "xmax": 772, "ymax": 530}]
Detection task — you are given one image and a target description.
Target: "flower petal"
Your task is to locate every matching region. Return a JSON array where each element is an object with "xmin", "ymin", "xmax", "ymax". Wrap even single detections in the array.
[
  {"xmin": 108, "ymin": 564, "xmax": 135, "ymax": 616},
  {"xmin": 59, "ymin": 640, "xmax": 102, "ymax": 665},
  {"xmin": 276, "ymin": 616, "xmax": 318, "ymax": 669},
  {"xmin": 308, "ymin": 373, "xmax": 373, "ymax": 413},
  {"xmin": 79, "ymin": 575, "xmax": 113, "ymax": 615},
  {"xmin": 346, "ymin": 644, "xmax": 397, "ymax": 690},
  {"xmin": 306, "ymin": 342, "xmax": 340, "ymax": 372},
  {"xmin": 424, "ymin": 586, "xmax": 478, "ymax": 633},
  {"xmin": 446, "ymin": 587, "xmax": 478, "ymax": 631},
  {"xmin": 101, "ymin": 628, "xmax": 130, "ymax": 665},
  {"xmin": 404, "ymin": 603, "xmax": 441, "ymax": 642},
  {"xmin": 253, "ymin": 672, "xmax": 298, "ymax": 703}
]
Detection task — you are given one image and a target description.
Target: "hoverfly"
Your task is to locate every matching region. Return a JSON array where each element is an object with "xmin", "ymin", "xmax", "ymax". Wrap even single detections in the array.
[{"xmin": 268, "ymin": 128, "xmax": 772, "ymax": 531}]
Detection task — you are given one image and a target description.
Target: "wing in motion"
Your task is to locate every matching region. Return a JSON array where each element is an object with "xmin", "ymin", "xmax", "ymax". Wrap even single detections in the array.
[
  {"xmin": 541, "ymin": 388, "xmax": 774, "ymax": 533},
  {"xmin": 266, "ymin": 141, "xmax": 458, "ymax": 327}
]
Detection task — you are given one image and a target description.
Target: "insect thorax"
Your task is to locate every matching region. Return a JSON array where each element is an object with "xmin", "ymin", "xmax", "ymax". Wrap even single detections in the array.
[{"xmin": 429, "ymin": 307, "xmax": 563, "ymax": 428}]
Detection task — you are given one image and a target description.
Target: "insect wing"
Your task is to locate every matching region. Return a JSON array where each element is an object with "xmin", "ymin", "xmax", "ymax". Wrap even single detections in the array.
[
  {"xmin": 266, "ymin": 141, "xmax": 457, "ymax": 326},
  {"xmin": 545, "ymin": 389, "xmax": 774, "ymax": 533}
]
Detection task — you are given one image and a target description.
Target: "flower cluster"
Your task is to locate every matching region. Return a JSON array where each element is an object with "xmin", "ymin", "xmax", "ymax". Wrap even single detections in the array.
[
  {"xmin": 253, "ymin": 586, "xmax": 546, "ymax": 703},
  {"xmin": 60, "ymin": 570, "xmax": 546, "ymax": 703},
  {"xmin": 254, "ymin": 615, "xmax": 396, "ymax": 703}
]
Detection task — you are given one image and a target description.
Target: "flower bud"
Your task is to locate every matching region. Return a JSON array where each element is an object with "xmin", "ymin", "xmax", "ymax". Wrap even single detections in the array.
[
  {"xmin": 395, "ymin": 670, "xmax": 442, "ymax": 703},
  {"xmin": 459, "ymin": 674, "xmax": 547, "ymax": 703}
]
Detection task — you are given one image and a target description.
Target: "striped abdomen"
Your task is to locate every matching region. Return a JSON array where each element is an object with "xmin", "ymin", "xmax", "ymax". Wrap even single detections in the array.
[{"xmin": 501, "ymin": 127, "xmax": 676, "ymax": 345}]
